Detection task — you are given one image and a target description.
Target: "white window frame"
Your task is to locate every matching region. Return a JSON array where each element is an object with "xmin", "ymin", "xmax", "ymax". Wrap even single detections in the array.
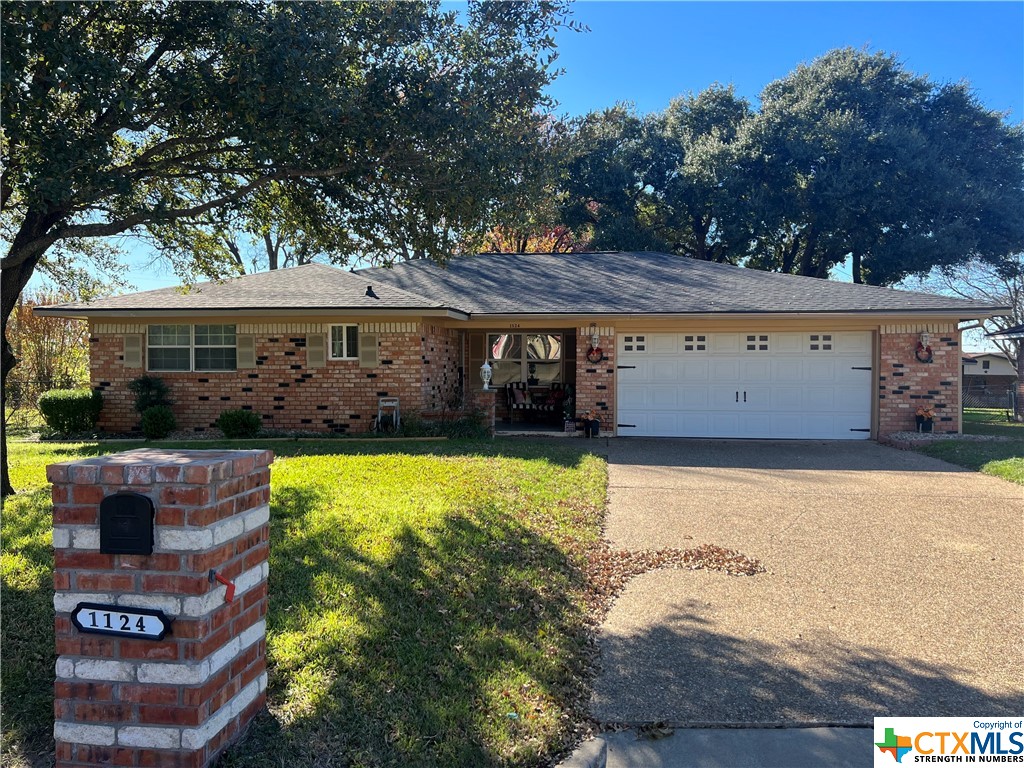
[
  {"xmin": 193, "ymin": 324, "xmax": 238, "ymax": 372},
  {"xmin": 146, "ymin": 324, "xmax": 237, "ymax": 372},
  {"xmin": 329, "ymin": 324, "xmax": 360, "ymax": 360},
  {"xmin": 147, "ymin": 324, "xmax": 192, "ymax": 372}
]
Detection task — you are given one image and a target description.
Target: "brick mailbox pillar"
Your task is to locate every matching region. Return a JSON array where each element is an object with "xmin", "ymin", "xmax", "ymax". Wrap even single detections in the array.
[{"xmin": 47, "ymin": 449, "xmax": 272, "ymax": 768}]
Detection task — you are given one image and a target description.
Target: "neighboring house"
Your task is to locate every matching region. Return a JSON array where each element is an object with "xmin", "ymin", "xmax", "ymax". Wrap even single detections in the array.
[
  {"xmin": 962, "ymin": 352, "xmax": 1018, "ymax": 394},
  {"xmin": 37, "ymin": 251, "xmax": 1007, "ymax": 440}
]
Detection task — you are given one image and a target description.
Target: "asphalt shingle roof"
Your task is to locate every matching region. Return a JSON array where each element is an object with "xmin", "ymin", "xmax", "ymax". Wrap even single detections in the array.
[
  {"xmin": 361, "ymin": 251, "xmax": 1005, "ymax": 315},
  {"xmin": 43, "ymin": 263, "xmax": 449, "ymax": 313},
  {"xmin": 41, "ymin": 251, "xmax": 1006, "ymax": 317}
]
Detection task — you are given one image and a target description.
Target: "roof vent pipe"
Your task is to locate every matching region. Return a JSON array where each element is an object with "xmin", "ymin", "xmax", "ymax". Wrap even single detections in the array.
[{"xmin": 365, "ymin": 285, "xmax": 378, "ymax": 299}]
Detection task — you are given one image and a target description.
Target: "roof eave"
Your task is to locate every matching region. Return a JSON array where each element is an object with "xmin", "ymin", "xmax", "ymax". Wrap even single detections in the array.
[
  {"xmin": 464, "ymin": 307, "xmax": 1010, "ymax": 322},
  {"xmin": 33, "ymin": 306, "xmax": 471, "ymax": 321}
]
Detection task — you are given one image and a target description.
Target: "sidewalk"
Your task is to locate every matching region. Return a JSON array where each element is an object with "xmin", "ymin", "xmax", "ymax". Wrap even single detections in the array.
[{"xmin": 560, "ymin": 727, "xmax": 871, "ymax": 768}]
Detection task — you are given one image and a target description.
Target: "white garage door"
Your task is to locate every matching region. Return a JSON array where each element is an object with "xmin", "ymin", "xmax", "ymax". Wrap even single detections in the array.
[{"xmin": 616, "ymin": 332, "xmax": 873, "ymax": 439}]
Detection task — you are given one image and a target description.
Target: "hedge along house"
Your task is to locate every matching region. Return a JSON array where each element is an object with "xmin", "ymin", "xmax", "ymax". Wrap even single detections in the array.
[{"xmin": 37, "ymin": 251, "xmax": 1007, "ymax": 440}]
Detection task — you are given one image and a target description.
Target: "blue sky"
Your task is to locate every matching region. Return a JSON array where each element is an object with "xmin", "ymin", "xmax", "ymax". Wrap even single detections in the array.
[
  {"xmin": 41, "ymin": 1, "xmax": 1024, "ymax": 295},
  {"xmin": 546, "ymin": 2, "xmax": 1023, "ymax": 120}
]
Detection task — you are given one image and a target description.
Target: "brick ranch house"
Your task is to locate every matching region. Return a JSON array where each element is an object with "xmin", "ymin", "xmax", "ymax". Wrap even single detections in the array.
[{"xmin": 37, "ymin": 251, "xmax": 1007, "ymax": 440}]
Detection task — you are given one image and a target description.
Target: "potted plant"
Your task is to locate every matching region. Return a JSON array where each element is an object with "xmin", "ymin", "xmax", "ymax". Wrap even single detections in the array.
[{"xmin": 915, "ymin": 405, "xmax": 935, "ymax": 433}]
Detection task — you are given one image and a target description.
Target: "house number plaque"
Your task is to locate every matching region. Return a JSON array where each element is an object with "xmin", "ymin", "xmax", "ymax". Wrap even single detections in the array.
[{"xmin": 71, "ymin": 602, "xmax": 172, "ymax": 641}]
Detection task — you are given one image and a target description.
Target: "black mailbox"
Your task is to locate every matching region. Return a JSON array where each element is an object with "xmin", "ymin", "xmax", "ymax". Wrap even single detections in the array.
[{"xmin": 99, "ymin": 492, "xmax": 155, "ymax": 555}]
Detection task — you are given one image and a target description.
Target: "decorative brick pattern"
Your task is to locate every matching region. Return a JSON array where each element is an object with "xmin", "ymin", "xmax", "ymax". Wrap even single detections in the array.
[
  {"xmin": 575, "ymin": 329, "xmax": 616, "ymax": 433},
  {"xmin": 878, "ymin": 327, "xmax": 961, "ymax": 436},
  {"xmin": 421, "ymin": 325, "xmax": 462, "ymax": 412},
  {"xmin": 50, "ymin": 449, "xmax": 272, "ymax": 768},
  {"xmin": 89, "ymin": 325, "xmax": 429, "ymax": 434}
]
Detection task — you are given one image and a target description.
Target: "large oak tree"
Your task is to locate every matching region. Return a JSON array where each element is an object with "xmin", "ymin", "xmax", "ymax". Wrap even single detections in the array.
[
  {"xmin": 0, "ymin": 0, "xmax": 574, "ymax": 495},
  {"xmin": 556, "ymin": 49, "xmax": 1024, "ymax": 285}
]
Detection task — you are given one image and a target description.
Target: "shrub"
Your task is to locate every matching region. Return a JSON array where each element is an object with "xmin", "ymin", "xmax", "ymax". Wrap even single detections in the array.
[
  {"xmin": 37, "ymin": 389, "xmax": 103, "ymax": 434},
  {"xmin": 395, "ymin": 412, "xmax": 490, "ymax": 439},
  {"xmin": 128, "ymin": 376, "xmax": 172, "ymax": 414},
  {"xmin": 140, "ymin": 405, "xmax": 176, "ymax": 439},
  {"xmin": 217, "ymin": 409, "xmax": 261, "ymax": 439}
]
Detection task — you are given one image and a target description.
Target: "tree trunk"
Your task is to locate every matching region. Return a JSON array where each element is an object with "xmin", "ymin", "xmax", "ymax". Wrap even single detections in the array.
[
  {"xmin": 263, "ymin": 233, "xmax": 279, "ymax": 270},
  {"xmin": 781, "ymin": 234, "xmax": 801, "ymax": 275},
  {"xmin": 691, "ymin": 216, "xmax": 709, "ymax": 261},
  {"xmin": 2, "ymin": 210, "xmax": 61, "ymax": 497},
  {"xmin": 852, "ymin": 251, "xmax": 862, "ymax": 284},
  {"xmin": 798, "ymin": 226, "xmax": 818, "ymax": 277}
]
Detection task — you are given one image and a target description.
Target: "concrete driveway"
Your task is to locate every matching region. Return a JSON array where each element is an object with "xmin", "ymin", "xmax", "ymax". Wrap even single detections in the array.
[{"xmin": 592, "ymin": 439, "xmax": 1024, "ymax": 724}]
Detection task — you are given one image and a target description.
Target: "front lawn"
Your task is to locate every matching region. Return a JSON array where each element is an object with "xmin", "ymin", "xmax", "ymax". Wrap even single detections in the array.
[
  {"xmin": 918, "ymin": 437, "xmax": 1024, "ymax": 485},
  {"xmin": 1, "ymin": 438, "xmax": 607, "ymax": 768}
]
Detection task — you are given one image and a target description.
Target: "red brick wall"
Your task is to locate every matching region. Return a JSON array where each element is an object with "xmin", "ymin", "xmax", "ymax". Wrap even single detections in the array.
[
  {"xmin": 574, "ymin": 328, "xmax": 616, "ymax": 433},
  {"xmin": 49, "ymin": 449, "xmax": 271, "ymax": 768},
  {"xmin": 91, "ymin": 326, "xmax": 431, "ymax": 434},
  {"xmin": 878, "ymin": 328, "xmax": 961, "ymax": 436}
]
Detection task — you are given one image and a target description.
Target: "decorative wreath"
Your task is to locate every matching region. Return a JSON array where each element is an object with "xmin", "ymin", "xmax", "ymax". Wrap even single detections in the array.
[
  {"xmin": 586, "ymin": 346, "xmax": 604, "ymax": 364},
  {"xmin": 915, "ymin": 341, "xmax": 934, "ymax": 364}
]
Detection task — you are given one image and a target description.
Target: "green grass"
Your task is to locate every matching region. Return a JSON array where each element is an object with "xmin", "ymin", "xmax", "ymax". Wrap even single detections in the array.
[
  {"xmin": 1, "ymin": 438, "xmax": 607, "ymax": 768},
  {"xmin": 915, "ymin": 409, "xmax": 1024, "ymax": 484},
  {"xmin": 962, "ymin": 407, "xmax": 1024, "ymax": 436},
  {"xmin": 918, "ymin": 437, "xmax": 1024, "ymax": 485}
]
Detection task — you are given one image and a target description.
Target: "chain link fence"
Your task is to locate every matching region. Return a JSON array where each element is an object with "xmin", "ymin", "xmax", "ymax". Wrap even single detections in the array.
[
  {"xmin": 962, "ymin": 388, "xmax": 1016, "ymax": 412},
  {"xmin": 4, "ymin": 375, "xmax": 88, "ymax": 432}
]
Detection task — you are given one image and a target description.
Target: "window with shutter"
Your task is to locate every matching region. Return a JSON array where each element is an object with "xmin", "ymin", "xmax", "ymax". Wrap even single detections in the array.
[
  {"xmin": 123, "ymin": 334, "xmax": 143, "ymax": 368},
  {"xmin": 358, "ymin": 333, "xmax": 378, "ymax": 367},
  {"xmin": 306, "ymin": 333, "xmax": 326, "ymax": 368},
  {"xmin": 236, "ymin": 335, "xmax": 256, "ymax": 368}
]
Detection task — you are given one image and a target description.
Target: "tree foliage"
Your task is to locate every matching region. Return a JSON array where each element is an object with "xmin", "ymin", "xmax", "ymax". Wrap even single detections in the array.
[
  {"xmin": 0, "ymin": 0, "xmax": 576, "ymax": 495},
  {"xmin": 555, "ymin": 49, "xmax": 1024, "ymax": 284},
  {"xmin": 746, "ymin": 49, "xmax": 1024, "ymax": 284},
  {"xmin": 4, "ymin": 288, "xmax": 89, "ymax": 431}
]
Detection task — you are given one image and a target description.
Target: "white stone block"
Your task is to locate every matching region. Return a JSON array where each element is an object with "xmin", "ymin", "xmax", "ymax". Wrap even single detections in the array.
[
  {"xmin": 180, "ymin": 671, "xmax": 266, "ymax": 750},
  {"xmin": 137, "ymin": 660, "xmax": 209, "ymax": 685},
  {"xmin": 207, "ymin": 636, "xmax": 241, "ymax": 676},
  {"xmin": 53, "ymin": 592, "xmax": 113, "ymax": 613},
  {"xmin": 55, "ymin": 722, "xmax": 116, "ymax": 746},
  {"xmin": 155, "ymin": 528, "xmax": 213, "ymax": 551},
  {"xmin": 71, "ymin": 528, "xmax": 100, "ymax": 550},
  {"xmin": 52, "ymin": 527, "xmax": 71, "ymax": 549},
  {"xmin": 75, "ymin": 659, "xmax": 136, "ymax": 682},
  {"xmin": 181, "ymin": 589, "xmax": 222, "ymax": 618},
  {"xmin": 233, "ymin": 564, "xmax": 266, "ymax": 595},
  {"xmin": 118, "ymin": 725, "xmax": 181, "ymax": 749},
  {"xmin": 56, "ymin": 658, "xmax": 75, "ymax": 679},
  {"xmin": 242, "ymin": 504, "xmax": 270, "ymax": 531},
  {"xmin": 238, "ymin": 619, "xmax": 267, "ymax": 653},
  {"xmin": 180, "ymin": 702, "xmax": 231, "ymax": 751},
  {"xmin": 212, "ymin": 516, "xmax": 244, "ymax": 546},
  {"xmin": 228, "ymin": 675, "xmax": 263, "ymax": 718},
  {"xmin": 117, "ymin": 593, "xmax": 181, "ymax": 615}
]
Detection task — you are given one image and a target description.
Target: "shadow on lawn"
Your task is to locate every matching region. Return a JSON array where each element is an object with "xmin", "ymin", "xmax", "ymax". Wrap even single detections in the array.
[
  {"xmin": 219, "ymin": 483, "xmax": 591, "ymax": 768},
  {"xmin": 0, "ymin": 489, "xmax": 58, "ymax": 768},
  {"xmin": 592, "ymin": 604, "xmax": 1024, "ymax": 724}
]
